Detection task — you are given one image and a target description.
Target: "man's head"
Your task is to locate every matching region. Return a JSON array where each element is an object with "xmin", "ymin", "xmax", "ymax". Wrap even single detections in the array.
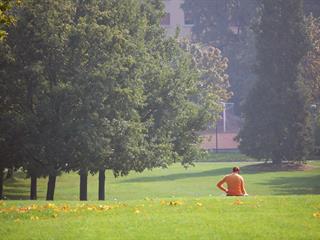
[{"xmin": 232, "ymin": 166, "xmax": 240, "ymax": 173}]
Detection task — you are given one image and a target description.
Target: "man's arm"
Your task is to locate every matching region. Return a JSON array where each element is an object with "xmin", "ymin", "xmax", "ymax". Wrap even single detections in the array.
[
  {"xmin": 240, "ymin": 177, "xmax": 247, "ymax": 195},
  {"xmin": 216, "ymin": 177, "xmax": 228, "ymax": 193}
]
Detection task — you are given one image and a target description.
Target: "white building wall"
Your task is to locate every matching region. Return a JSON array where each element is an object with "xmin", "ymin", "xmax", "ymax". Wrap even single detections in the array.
[{"xmin": 162, "ymin": 0, "xmax": 192, "ymax": 38}]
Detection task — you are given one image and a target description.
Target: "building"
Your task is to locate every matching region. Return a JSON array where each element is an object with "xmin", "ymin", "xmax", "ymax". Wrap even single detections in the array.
[
  {"xmin": 161, "ymin": 0, "xmax": 193, "ymax": 38},
  {"xmin": 199, "ymin": 111, "xmax": 242, "ymax": 152}
]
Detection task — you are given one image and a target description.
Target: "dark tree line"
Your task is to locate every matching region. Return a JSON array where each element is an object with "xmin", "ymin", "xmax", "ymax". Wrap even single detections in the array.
[
  {"xmin": 237, "ymin": 0, "xmax": 313, "ymax": 163},
  {"xmin": 184, "ymin": 0, "xmax": 319, "ymax": 163}
]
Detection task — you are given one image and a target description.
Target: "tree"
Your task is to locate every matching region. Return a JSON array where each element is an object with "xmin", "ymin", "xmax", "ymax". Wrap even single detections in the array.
[
  {"xmin": 236, "ymin": 0, "xmax": 313, "ymax": 164},
  {"xmin": 65, "ymin": 0, "xmax": 231, "ymax": 200},
  {"xmin": 179, "ymin": 40, "xmax": 230, "ymax": 124},
  {"xmin": 0, "ymin": 59, "xmax": 22, "ymax": 199},
  {"xmin": 0, "ymin": 0, "xmax": 22, "ymax": 199},
  {"xmin": 301, "ymin": 15, "xmax": 320, "ymax": 155},
  {"xmin": 302, "ymin": 15, "xmax": 320, "ymax": 106},
  {"xmin": 61, "ymin": 0, "xmax": 158, "ymax": 200},
  {"xmin": 1, "ymin": 0, "xmax": 230, "ymax": 201},
  {"xmin": 137, "ymin": 35, "xmax": 230, "ymax": 171},
  {"xmin": 182, "ymin": 0, "xmax": 259, "ymax": 114},
  {"xmin": 0, "ymin": 0, "xmax": 21, "ymax": 41},
  {"xmin": 1, "ymin": 0, "xmax": 75, "ymax": 200}
]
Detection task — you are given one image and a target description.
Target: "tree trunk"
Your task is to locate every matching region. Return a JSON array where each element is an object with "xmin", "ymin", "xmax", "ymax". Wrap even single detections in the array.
[
  {"xmin": 0, "ymin": 168, "xmax": 4, "ymax": 200},
  {"xmin": 98, "ymin": 169, "xmax": 105, "ymax": 201},
  {"xmin": 6, "ymin": 167, "xmax": 13, "ymax": 179},
  {"xmin": 30, "ymin": 174, "xmax": 37, "ymax": 200},
  {"xmin": 272, "ymin": 159, "xmax": 280, "ymax": 164},
  {"xmin": 46, "ymin": 175, "xmax": 56, "ymax": 201},
  {"xmin": 79, "ymin": 169, "xmax": 88, "ymax": 201}
]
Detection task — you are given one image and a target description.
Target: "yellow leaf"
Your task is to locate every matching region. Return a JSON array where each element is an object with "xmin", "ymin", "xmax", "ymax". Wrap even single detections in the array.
[
  {"xmin": 18, "ymin": 207, "xmax": 28, "ymax": 213},
  {"xmin": 233, "ymin": 199, "xmax": 244, "ymax": 205},
  {"xmin": 168, "ymin": 200, "xmax": 183, "ymax": 206},
  {"xmin": 45, "ymin": 203, "xmax": 56, "ymax": 209},
  {"xmin": 30, "ymin": 204, "xmax": 37, "ymax": 210},
  {"xmin": 313, "ymin": 212, "xmax": 320, "ymax": 218}
]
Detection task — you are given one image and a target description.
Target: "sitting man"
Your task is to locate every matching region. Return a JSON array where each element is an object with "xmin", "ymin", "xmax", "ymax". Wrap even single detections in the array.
[{"xmin": 216, "ymin": 166, "xmax": 248, "ymax": 196}]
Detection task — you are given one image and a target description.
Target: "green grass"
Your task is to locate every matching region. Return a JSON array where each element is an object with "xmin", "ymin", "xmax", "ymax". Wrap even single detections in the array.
[
  {"xmin": 1, "ymin": 196, "xmax": 320, "ymax": 240},
  {"xmin": 3, "ymin": 161, "xmax": 320, "ymax": 201},
  {"xmin": 2, "ymin": 161, "xmax": 320, "ymax": 239}
]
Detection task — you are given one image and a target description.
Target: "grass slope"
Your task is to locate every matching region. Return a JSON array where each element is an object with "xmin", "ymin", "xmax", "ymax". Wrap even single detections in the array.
[{"xmin": 3, "ymin": 162, "xmax": 320, "ymax": 201}]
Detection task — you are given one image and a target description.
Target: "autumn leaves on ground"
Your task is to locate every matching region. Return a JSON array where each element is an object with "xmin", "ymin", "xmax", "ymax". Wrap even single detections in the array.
[{"xmin": 1, "ymin": 162, "xmax": 320, "ymax": 240}]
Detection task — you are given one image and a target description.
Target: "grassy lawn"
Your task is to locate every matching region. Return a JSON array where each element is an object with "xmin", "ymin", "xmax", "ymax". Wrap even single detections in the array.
[
  {"xmin": 3, "ymin": 161, "xmax": 320, "ymax": 201},
  {"xmin": 2, "ymin": 161, "xmax": 320, "ymax": 239},
  {"xmin": 1, "ymin": 196, "xmax": 320, "ymax": 240}
]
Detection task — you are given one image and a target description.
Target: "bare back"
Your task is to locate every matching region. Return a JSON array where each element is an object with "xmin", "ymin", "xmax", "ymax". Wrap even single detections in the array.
[{"xmin": 217, "ymin": 173, "xmax": 246, "ymax": 196}]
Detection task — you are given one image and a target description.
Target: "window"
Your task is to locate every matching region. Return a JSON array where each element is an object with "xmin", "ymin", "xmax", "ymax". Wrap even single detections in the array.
[
  {"xmin": 184, "ymin": 10, "xmax": 193, "ymax": 25},
  {"xmin": 161, "ymin": 13, "xmax": 170, "ymax": 26}
]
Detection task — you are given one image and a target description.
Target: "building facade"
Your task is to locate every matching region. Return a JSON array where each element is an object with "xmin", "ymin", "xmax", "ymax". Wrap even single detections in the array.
[{"xmin": 161, "ymin": 0, "xmax": 193, "ymax": 38}]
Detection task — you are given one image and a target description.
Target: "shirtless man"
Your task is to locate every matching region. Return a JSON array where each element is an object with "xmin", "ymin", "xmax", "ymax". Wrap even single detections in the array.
[{"xmin": 216, "ymin": 166, "xmax": 248, "ymax": 196}]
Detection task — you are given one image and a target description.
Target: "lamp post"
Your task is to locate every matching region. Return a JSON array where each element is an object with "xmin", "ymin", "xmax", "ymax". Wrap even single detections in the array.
[
  {"xmin": 215, "ymin": 123, "xmax": 218, "ymax": 153},
  {"xmin": 221, "ymin": 102, "xmax": 234, "ymax": 132}
]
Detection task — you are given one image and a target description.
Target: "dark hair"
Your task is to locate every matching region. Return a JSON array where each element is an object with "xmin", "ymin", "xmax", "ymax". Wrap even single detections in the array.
[{"xmin": 232, "ymin": 166, "xmax": 240, "ymax": 172}]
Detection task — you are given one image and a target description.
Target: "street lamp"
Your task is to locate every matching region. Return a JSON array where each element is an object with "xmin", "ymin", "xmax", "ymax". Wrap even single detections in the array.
[{"xmin": 221, "ymin": 102, "xmax": 234, "ymax": 132}]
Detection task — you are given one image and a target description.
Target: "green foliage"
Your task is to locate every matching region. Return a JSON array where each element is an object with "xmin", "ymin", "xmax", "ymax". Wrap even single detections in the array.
[
  {"xmin": 302, "ymin": 15, "xmax": 320, "ymax": 104},
  {"xmin": 0, "ymin": 0, "xmax": 21, "ymax": 41},
  {"xmin": 62, "ymin": 0, "xmax": 149, "ymax": 176},
  {"xmin": 182, "ymin": 0, "xmax": 259, "ymax": 114},
  {"xmin": 0, "ymin": 0, "xmax": 229, "ymax": 198},
  {"xmin": 237, "ymin": 0, "xmax": 313, "ymax": 163},
  {"xmin": 0, "ymin": 0, "xmax": 76, "ymax": 177},
  {"xmin": 302, "ymin": 15, "xmax": 320, "ymax": 155}
]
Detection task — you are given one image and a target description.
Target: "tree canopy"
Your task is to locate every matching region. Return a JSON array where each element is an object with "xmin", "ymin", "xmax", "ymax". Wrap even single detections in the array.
[
  {"xmin": 236, "ymin": 0, "xmax": 313, "ymax": 164},
  {"xmin": 182, "ymin": 0, "xmax": 259, "ymax": 114},
  {"xmin": 0, "ymin": 0, "xmax": 229, "ymax": 200}
]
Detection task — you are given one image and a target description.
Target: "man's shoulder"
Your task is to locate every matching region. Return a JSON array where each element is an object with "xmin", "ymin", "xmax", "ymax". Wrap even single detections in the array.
[
  {"xmin": 237, "ymin": 174, "xmax": 244, "ymax": 180},
  {"xmin": 226, "ymin": 173, "xmax": 243, "ymax": 179},
  {"xmin": 224, "ymin": 174, "xmax": 232, "ymax": 179}
]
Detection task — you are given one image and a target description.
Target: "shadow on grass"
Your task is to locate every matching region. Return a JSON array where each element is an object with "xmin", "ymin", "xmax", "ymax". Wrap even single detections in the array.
[
  {"xmin": 259, "ymin": 175, "xmax": 320, "ymax": 195},
  {"xmin": 240, "ymin": 163, "xmax": 315, "ymax": 174},
  {"xmin": 121, "ymin": 163, "xmax": 318, "ymax": 184},
  {"xmin": 3, "ymin": 172, "xmax": 44, "ymax": 200},
  {"xmin": 3, "ymin": 182, "xmax": 30, "ymax": 200},
  {"xmin": 120, "ymin": 167, "xmax": 254, "ymax": 183},
  {"xmin": 3, "ymin": 185, "xmax": 44, "ymax": 200},
  {"xmin": 3, "ymin": 194, "xmax": 30, "ymax": 200}
]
